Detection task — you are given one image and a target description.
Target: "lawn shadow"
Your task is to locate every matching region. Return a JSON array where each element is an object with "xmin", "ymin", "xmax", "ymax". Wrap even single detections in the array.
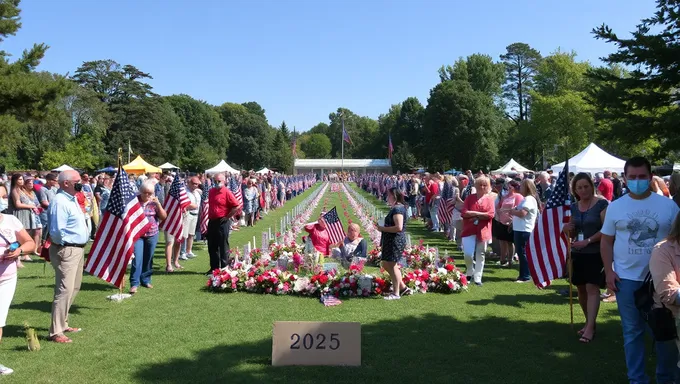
[
  {"xmin": 11, "ymin": 300, "xmax": 92, "ymax": 314},
  {"xmin": 133, "ymin": 313, "xmax": 629, "ymax": 384},
  {"xmin": 3, "ymin": 324, "xmax": 48, "ymax": 338},
  {"xmin": 34, "ymin": 281, "xmax": 115, "ymax": 292},
  {"xmin": 466, "ymin": 293, "xmax": 567, "ymax": 308}
]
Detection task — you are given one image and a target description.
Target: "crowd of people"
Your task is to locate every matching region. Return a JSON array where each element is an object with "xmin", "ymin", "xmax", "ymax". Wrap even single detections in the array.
[
  {"xmin": 0, "ymin": 167, "xmax": 315, "ymax": 375},
  {"xmin": 359, "ymin": 159, "xmax": 680, "ymax": 383}
]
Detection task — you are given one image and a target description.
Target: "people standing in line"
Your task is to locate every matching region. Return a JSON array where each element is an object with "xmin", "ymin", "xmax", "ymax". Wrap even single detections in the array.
[
  {"xmin": 22, "ymin": 177, "xmax": 42, "ymax": 256},
  {"xmin": 130, "ymin": 182, "xmax": 167, "ymax": 294},
  {"xmin": 563, "ymin": 172, "xmax": 609, "ymax": 344},
  {"xmin": 179, "ymin": 176, "xmax": 202, "ymax": 261},
  {"xmin": 376, "ymin": 187, "xmax": 411, "ymax": 300},
  {"xmin": 47, "ymin": 170, "xmax": 90, "ymax": 344},
  {"xmin": 0, "ymin": 210, "xmax": 35, "ymax": 375},
  {"xmin": 38, "ymin": 173, "xmax": 59, "ymax": 242},
  {"xmin": 8, "ymin": 174, "xmax": 39, "ymax": 263},
  {"xmin": 494, "ymin": 179, "xmax": 523, "ymax": 267},
  {"xmin": 206, "ymin": 173, "xmax": 241, "ymax": 274},
  {"xmin": 597, "ymin": 170, "xmax": 614, "ymax": 202},
  {"xmin": 94, "ymin": 174, "xmax": 112, "ymax": 217},
  {"xmin": 601, "ymin": 156, "xmax": 680, "ymax": 384},
  {"xmin": 509, "ymin": 179, "xmax": 540, "ymax": 283},
  {"xmin": 460, "ymin": 176, "xmax": 494, "ymax": 286},
  {"xmin": 536, "ymin": 171, "xmax": 553, "ymax": 204}
]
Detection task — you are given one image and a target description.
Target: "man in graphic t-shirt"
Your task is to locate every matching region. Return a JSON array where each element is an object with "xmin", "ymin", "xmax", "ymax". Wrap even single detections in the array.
[{"xmin": 601, "ymin": 156, "xmax": 680, "ymax": 384}]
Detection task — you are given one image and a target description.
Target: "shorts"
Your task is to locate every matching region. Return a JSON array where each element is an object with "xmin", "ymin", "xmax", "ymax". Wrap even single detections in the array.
[
  {"xmin": 570, "ymin": 251, "xmax": 605, "ymax": 287},
  {"xmin": 164, "ymin": 231, "xmax": 176, "ymax": 245},
  {"xmin": 492, "ymin": 219, "xmax": 514, "ymax": 242},
  {"xmin": 0, "ymin": 274, "xmax": 17, "ymax": 327},
  {"xmin": 182, "ymin": 213, "xmax": 198, "ymax": 239}
]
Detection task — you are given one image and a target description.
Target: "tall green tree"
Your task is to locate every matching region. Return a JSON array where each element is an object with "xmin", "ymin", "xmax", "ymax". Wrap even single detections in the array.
[
  {"xmin": 500, "ymin": 43, "xmax": 542, "ymax": 123},
  {"xmin": 241, "ymin": 101, "xmax": 267, "ymax": 121},
  {"xmin": 395, "ymin": 97, "xmax": 425, "ymax": 159},
  {"xmin": 589, "ymin": 0, "xmax": 680, "ymax": 154},
  {"xmin": 216, "ymin": 102, "xmax": 272, "ymax": 169},
  {"xmin": 300, "ymin": 133, "xmax": 332, "ymax": 158},
  {"xmin": 424, "ymin": 80, "xmax": 502, "ymax": 170},
  {"xmin": 0, "ymin": 0, "xmax": 70, "ymax": 168},
  {"xmin": 165, "ymin": 94, "xmax": 229, "ymax": 171},
  {"xmin": 269, "ymin": 130, "xmax": 293, "ymax": 173},
  {"xmin": 440, "ymin": 54, "xmax": 505, "ymax": 96}
]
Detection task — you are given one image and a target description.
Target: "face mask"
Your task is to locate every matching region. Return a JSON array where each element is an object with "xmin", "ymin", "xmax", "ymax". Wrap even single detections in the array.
[
  {"xmin": 74, "ymin": 182, "xmax": 83, "ymax": 192},
  {"xmin": 215, "ymin": 181, "xmax": 223, "ymax": 188},
  {"xmin": 627, "ymin": 179, "xmax": 650, "ymax": 195}
]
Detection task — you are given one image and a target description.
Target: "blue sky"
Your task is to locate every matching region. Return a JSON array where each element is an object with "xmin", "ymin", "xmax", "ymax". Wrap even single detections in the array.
[{"xmin": 4, "ymin": 0, "xmax": 656, "ymax": 132}]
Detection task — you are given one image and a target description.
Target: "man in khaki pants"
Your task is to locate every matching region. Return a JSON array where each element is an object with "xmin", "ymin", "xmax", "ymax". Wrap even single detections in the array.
[{"xmin": 47, "ymin": 170, "xmax": 90, "ymax": 343}]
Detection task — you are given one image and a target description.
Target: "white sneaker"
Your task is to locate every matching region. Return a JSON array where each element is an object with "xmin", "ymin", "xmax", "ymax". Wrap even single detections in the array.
[
  {"xmin": 0, "ymin": 364, "xmax": 14, "ymax": 375},
  {"xmin": 179, "ymin": 254, "xmax": 188, "ymax": 261},
  {"xmin": 186, "ymin": 252, "xmax": 196, "ymax": 259}
]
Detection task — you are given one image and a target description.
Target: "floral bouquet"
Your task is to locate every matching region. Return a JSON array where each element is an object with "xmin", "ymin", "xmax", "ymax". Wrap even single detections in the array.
[
  {"xmin": 402, "ymin": 243, "xmax": 436, "ymax": 270},
  {"xmin": 367, "ymin": 247, "xmax": 382, "ymax": 266},
  {"xmin": 426, "ymin": 262, "xmax": 468, "ymax": 293},
  {"xmin": 402, "ymin": 269, "xmax": 431, "ymax": 294},
  {"xmin": 249, "ymin": 248, "xmax": 263, "ymax": 263}
]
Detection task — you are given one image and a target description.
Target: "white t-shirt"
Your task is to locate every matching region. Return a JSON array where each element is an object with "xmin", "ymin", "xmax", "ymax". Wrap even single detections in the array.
[
  {"xmin": 512, "ymin": 195, "xmax": 538, "ymax": 233},
  {"xmin": 0, "ymin": 214, "xmax": 23, "ymax": 280},
  {"xmin": 187, "ymin": 189, "xmax": 202, "ymax": 214},
  {"xmin": 601, "ymin": 193, "xmax": 680, "ymax": 281}
]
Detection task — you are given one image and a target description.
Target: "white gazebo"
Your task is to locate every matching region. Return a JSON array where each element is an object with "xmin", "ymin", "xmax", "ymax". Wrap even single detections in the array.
[
  {"xmin": 52, "ymin": 164, "xmax": 74, "ymax": 172},
  {"xmin": 256, "ymin": 167, "xmax": 271, "ymax": 174},
  {"xmin": 159, "ymin": 162, "xmax": 179, "ymax": 170},
  {"xmin": 205, "ymin": 160, "xmax": 240, "ymax": 175},
  {"xmin": 551, "ymin": 143, "xmax": 626, "ymax": 175},
  {"xmin": 492, "ymin": 159, "xmax": 531, "ymax": 174}
]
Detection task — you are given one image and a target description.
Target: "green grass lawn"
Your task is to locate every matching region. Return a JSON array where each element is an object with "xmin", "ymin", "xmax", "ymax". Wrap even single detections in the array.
[{"xmin": 0, "ymin": 182, "xmax": 641, "ymax": 383}]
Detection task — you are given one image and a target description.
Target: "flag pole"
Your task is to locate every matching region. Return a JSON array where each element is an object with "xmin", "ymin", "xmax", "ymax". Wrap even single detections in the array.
[
  {"xmin": 563, "ymin": 143, "xmax": 573, "ymax": 329},
  {"xmin": 341, "ymin": 116, "xmax": 344, "ymax": 173},
  {"xmin": 117, "ymin": 147, "xmax": 125, "ymax": 298}
]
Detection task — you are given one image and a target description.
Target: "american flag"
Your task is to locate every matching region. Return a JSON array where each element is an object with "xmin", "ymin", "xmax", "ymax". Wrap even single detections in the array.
[
  {"xmin": 342, "ymin": 118, "xmax": 352, "ymax": 144},
  {"xmin": 438, "ymin": 182, "xmax": 453, "ymax": 225},
  {"xmin": 230, "ymin": 177, "xmax": 242, "ymax": 205},
  {"xmin": 388, "ymin": 134, "xmax": 394, "ymax": 159},
  {"xmin": 199, "ymin": 183, "xmax": 210, "ymax": 235},
  {"xmin": 323, "ymin": 207, "xmax": 346, "ymax": 244},
  {"xmin": 526, "ymin": 160, "xmax": 571, "ymax": 288},
  {"xmin": 159, "ymin": 176, "xmax": 190, "ymax": 241},
  {"xmin": 85, "ymin": 167, "xmax": 152, "ymax": 287}
]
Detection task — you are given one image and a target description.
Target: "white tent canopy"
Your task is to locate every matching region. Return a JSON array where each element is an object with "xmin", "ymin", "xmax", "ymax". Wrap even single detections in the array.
[
  {"xmin": 256, "ymin": 167, "xmax": 271, "ymax": 174},
  {"xmin": 205, "ymin": 160, "xmax": 240, "ymax": 175},
  {"xmin": 551, "ymin": 143, "xmax": 626, "ymax": 175},
  {"xmin": 52, "ymin": 164, "xmax": 74, "ymax": 172},
  {"xmin": 492, "ymin": 158, "xmax": 531, "ymax": 174},
  {"xmin": 159, "ymin": 162, "xmax": 179, "ymax": 170}
]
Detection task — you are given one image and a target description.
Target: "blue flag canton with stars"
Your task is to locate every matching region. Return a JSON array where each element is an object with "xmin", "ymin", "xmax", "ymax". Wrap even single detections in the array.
[
  {"xmin": 323, "ymin": 207, "xmax": 341, "ymax": 225},
  {"xmin": 168, "ymin": 176, "xmax": 184, "ymax": 199},
  {"xmin": 107, "ymin": 168, "xmax": 136, "ymax": 218},
  {"xmin": 545, "ymin": 162, "xmax": 570, "ymax": 211},
  {"xmin": 229, "ymin": 177, "xmax": 239, "ymax": 192},
  {"xmin": 201, "ymin": 182, "xmax": 210, "ymax": 201}
]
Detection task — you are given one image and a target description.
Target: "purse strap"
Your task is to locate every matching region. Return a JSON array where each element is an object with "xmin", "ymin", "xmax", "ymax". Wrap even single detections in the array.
[{"xmin": 0, "ymin": 231, "xmax": 12, "ymax": 246}]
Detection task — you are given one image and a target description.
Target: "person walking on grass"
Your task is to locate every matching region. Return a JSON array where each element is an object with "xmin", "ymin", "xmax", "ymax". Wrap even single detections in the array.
[
  {"xmin": 206, "ymin": 173, "xmax": 241, "ymax": 274},
  {"xmin": 460, "ymin": 176, "xmax": 494, "ymax": 286},
  {"xmin": 376, "ymin": 187, "xmax": 412, "ymax": 300},
  {"xmin": 601, "ymin": 156, "xmax": 680, "ymax": 384},
  {"xmin": 47, "ymin": 170, "xmax": 90, "ymax": 344}
]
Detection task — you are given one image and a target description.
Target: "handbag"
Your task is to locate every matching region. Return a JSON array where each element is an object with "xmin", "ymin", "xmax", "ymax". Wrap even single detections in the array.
[{"xmin": 634, "ymin": 273, "xmax": 678, "ymax": 341}]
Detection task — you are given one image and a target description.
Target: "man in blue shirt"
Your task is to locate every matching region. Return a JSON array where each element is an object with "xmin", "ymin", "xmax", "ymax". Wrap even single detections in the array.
[{"xmin": 47, "ymin": 170, "xmax": 89, "ymax": 344}]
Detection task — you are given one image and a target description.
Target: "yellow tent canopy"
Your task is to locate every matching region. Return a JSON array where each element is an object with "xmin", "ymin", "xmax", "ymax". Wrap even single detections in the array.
[{"xmin": 122, "ymin": 156, "xmax": 162, "ymax": 175}]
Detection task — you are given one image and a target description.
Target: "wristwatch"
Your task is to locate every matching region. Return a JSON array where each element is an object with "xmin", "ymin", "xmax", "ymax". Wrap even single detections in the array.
[{"xmin": 19, "ymin": 248, "xmax": 23, "ymax": 255}]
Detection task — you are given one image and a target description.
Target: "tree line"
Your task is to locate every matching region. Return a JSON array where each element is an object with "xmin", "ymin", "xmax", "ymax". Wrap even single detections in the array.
[{"xmin": 1, "ymin": 0, "xmax": 678, "ymax": 173}]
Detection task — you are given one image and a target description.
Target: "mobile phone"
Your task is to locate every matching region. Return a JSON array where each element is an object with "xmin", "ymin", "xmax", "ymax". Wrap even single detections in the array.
[{"xmin": 8, "ymin": 242, "xmax": 19, "ymax": 252}]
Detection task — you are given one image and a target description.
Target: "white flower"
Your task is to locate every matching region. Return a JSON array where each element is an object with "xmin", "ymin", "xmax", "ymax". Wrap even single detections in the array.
[
  {"xmin": 438, "ymin": 268, "xmax": 447, "ymax": 274},
  {"xmin": 220, "ymin": 283, "xmax": 227, "ymax": 289}
]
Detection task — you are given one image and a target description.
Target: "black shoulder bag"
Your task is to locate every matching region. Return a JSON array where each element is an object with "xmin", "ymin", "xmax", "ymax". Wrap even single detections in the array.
[{"xmin": 634, "ymin": 272, "xmax": 678, "ymax": 342}]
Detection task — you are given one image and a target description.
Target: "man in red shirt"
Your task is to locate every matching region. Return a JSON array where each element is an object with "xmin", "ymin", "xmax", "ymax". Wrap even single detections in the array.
[
  {"xmin": 207, "ymin": 173, "xmax": 242, "ymax": 273},
  {"xmin": 597, "ymin": 171, "xmax": 614, "ymax": 201}
]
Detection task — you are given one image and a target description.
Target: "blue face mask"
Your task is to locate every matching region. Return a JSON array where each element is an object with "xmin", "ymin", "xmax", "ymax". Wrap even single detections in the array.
[{"xmin": 627, "ymin": 179, "xmax": 650, "ymax": 195}]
